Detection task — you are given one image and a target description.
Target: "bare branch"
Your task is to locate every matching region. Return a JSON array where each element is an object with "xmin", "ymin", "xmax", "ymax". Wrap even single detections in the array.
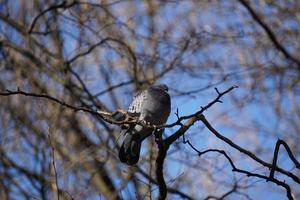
[
  {"xmin": 28, "ymin": 0, "xmax": 78, "ymax": 33},
  {"xmin": 183, "ymin": 138, "xmax": 294, "ymax": 200},
  {"xmin": 94, "ymin": 80, "xmax": 134, "ymax": 97},
  {"xmin": 0, "ymin": 89, "xmax": 122, "ymax": 124},
  {"xmin": 0, "ymin": 86, "xmax": 238, "ymax": 130},
  {"xmin": 238, "ymin": 0, "xmax": 300, "ymax": 68},
  {"xmin": 153, "ymin": 86, "xmax": 238, "ymax": 200},
  {"xmin": 199, "ymin": 115, "xmax": 300, "ymax": 184},
  {"xmin": 165, "ymin": 85, "xmax": 238, "ymax": 144},
  {"xmin": 136, "ymin": 167, "xmax": 194, "ymax": 199},
  {"xmin": 269, "ymin": 139, "xmax": 300, "ymax": 179},
  {"xmin": 155, "ymin": 142, "xmax": 169, "ymax": 200},
  {"xmin": 48, "ymin": 129, "xmax": 60, "ymax": 200}
]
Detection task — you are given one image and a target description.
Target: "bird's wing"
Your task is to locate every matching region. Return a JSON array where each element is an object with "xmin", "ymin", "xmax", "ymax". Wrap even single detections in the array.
[{"xmin": 127, "ymin": 90, "xmax": 147, "ymax": 117}]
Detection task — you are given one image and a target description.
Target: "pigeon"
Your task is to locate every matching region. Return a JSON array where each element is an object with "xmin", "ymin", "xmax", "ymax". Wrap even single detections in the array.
[{"xmin": 118, "ymin": 84, "xmax": 171, "ymax": 165}]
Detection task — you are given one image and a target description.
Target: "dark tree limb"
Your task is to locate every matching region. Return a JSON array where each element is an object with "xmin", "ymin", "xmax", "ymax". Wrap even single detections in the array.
[
  {"xmin": 153, "ymin": 86, "xmax": 238, "ymax": 200},
  {"xmin": 155, "ymin": 141, "xmax": 169, "ymax": 200},
  {"xmin": 199, "ymin": 115, "xmax": 300, "ymax": 184},
  {"xmin": 165, "ymin": 85, "xmax": 238, "ymax": 144},
  {"xmin": 269, "ymin": 139, "xmax": 300, "ymax": 180},
  {"xmin": 206, "ymin": 149, "xmax": 294, "ymax": 200},
  {"xmin": 182, "ymin": 138, "xmax": 294, "ymax": 200}
]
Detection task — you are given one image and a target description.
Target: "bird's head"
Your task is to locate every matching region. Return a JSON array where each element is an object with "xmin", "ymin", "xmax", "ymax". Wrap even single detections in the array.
[{"xmin": 153, "ymin": 84, "xmax": 169, "ymax": 92}]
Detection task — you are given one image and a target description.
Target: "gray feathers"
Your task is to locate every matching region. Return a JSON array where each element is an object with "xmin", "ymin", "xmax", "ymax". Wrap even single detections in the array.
[{"xmin": 119, "ymin": 84, "xmax": 171, "ymax": 165}]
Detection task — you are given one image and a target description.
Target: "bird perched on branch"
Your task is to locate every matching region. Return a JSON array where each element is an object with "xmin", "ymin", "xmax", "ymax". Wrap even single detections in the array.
[{"xmin": 119, "ymin": 84, "xmax": 171, "ymax": 165}]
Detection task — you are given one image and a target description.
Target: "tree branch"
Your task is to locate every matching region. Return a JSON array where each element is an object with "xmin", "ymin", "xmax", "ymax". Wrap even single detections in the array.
[
  {"xmin": 155, "ymin": 141, "xmax": 169, "ymax": 200},
  {"xmin": 238, "ymin": 0, "xmax": 300, "ymax": 68},
  {"xmin": 0, "ymin": 89, "xmax": 125, "ymax": 124},
  {"xmin": 183, "ymin": 137, "xmax": 294, "ymax": 200},
  {"xmin": 154, "ymin": 86, "xmax": 238, "ymax": 200},
  {"xmin": 199, "ymin": 115, "xmax": 300, "ymax": 184},
  {"xmin": 269, "ymin": 139, "xmax": 300, "ymax": 180},
  {"xmin": 0, "ymin": 86, "xmax": 238, "ymax": 130},
  {"xmin": 48, "ymin": 130, "xmax": 60, "ymax": 200},
  {"xmin": 28, "ymin": 0, "xmax": 78, "ymax": 33},
  {"xmin": 165, "ymin": 85, "xmax": 238, "ymax": 144},
  {"xmin": 136, "ymin": 167, "xmax": 194, "ymax": 200}
]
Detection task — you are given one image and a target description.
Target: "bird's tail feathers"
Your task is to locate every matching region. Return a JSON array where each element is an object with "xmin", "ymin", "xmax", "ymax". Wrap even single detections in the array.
[{"xmin": 118, "ymin": 131, "xmax": 142, "ymax": 165}]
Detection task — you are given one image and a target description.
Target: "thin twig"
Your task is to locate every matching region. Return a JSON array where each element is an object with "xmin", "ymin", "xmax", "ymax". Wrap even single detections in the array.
[
  {"xmin": 165, "ymin": 85, "xmax": 238, "ymax": 145},
  {"xmin": 0, "ymin": 89, "xmax": 130, "ymax": 125},
  {"xmin": 94, "ymin": 80, "xmax": 134, "ymax": 97},
  {"xmin": 48, "ymin": 129, "xmax": 60, "ymax": 200}
]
